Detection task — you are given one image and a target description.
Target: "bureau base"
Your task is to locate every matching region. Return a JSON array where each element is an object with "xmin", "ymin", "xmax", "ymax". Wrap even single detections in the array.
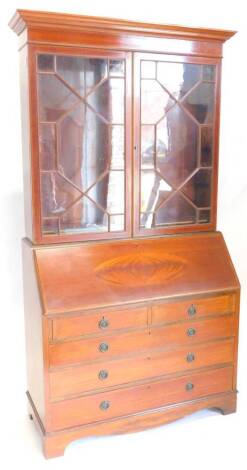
[{"xmin": 26, "ymin": 390, "xmax": 237, "ymax": 459}]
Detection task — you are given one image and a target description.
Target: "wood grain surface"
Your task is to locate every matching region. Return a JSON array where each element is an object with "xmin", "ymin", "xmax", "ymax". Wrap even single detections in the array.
[{"xmin": 34, "ymin": 232, "xmax": 239, "ymax": 314}]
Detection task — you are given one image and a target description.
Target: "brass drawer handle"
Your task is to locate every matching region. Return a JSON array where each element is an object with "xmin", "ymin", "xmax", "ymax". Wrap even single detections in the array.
[
  {"xmin": 186, "ymin": 382, "xmax": 194, "ymax": 391},
  {"xmin": 100, "ymin": 400, "xmax": 110, "ymax": 411},
  {"xmin": 99, "ymin": 342, "xmax": 109, "ymax": 353},
  {"xmin": 99, "ymin": 318, "xmax": 109, "ymax": 330},
  {"xmin": 188, "ymin": 304, "xmax": 196, "ymax": 316},
  {"xmin": 186, "ymin": 352, "xmax": 195, "ymax": 363},
  {"xmin": 98, "ymin": 370, "xmax": 109, "ymax": 380},
  {"xmin": 187, "ymin": 327, "xmax": 196, "ymax": 336}
]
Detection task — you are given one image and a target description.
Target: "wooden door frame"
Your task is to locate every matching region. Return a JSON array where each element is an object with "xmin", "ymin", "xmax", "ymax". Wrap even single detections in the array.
[{"xmin": 133, "ymin": 52, "xmax": 221, "ymax": 237}]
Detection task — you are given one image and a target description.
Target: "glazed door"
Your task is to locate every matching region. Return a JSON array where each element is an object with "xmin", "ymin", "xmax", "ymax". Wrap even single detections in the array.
[
  {"xmin": 35, "ymin": 47, "xmax": 132, "ymax": 242},
  {"xmin": 133, "ymin": 53, "xmax": 219, "ymax": 237}
]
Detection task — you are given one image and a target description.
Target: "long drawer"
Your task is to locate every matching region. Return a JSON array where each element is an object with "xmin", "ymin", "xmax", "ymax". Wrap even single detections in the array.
[
  {"xmin": 49, "ymin": 366, "xmax": 233, "ymax": 431},
  {"xmin": 152, "ymin": 293, "xmax": 235, "ymax": 326},
  {"xmin": 49, "ymin": 315, "xmax": 234, "ymax": 367},
  {"xmin": 51, "ymin": 305, "xmax": 148, "ymax": 341},
  {"xmin": 49, "ymin": 338, "xmax": 234, "ymax": 400}
]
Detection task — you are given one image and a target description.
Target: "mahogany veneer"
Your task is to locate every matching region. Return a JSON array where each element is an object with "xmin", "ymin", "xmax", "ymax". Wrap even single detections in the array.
[{"xmin": 10, "ymin": 9, "xmax": 239, "ymax": 458}]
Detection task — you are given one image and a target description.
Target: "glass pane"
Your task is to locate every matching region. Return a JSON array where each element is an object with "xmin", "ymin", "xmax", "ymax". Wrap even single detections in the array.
[
  {"xmin": 141, "ymin": 170, "xmax": 172, "ymax": 213},
  {"xmin": 155, "ymin": 193, "xmax": 196, "ymax": 226},
  {"xmin": 157, "ymin": 62, "xmax": 201, "ymax": 99},
  {"xmin": 198, "ymin": 209, "xmax": 211, "ymax": 224},
  {"xmin": 140, "ymin": 212, "xmax": 155, "ymax": 228},
  {"xmin": 181, "ymin": 169, "xmax": 212, "ymax": 207},
  {"xmin": 37, "ymin": 54, "xmax": 127, "ymax": 236},
  {"xmin": 109, "ymin": 60, "xmax": 124, "ymax": 77},
  {"xmin": 87, "ymin": 78, "xmax": 124, "ymax": 123},
  {"xmin": 141, "ymin": 125, "xmax": 155, "ymax": 168},
  {"xmin": 59, "ymin": 197, "xmax": 108, "ymax": 233},
  {"xmin": 42, "ymin": 218, "xmax": 59, "ymax": 234},
  {"xmin": 110, "ymin": 214, "xmax": 124, "ymax": 231},
  {"xmin": 57, "ymin": 104, "xmax": 111, "ymax": 191},
  {"xmin": 183, "ymin": 82, "xmax": 215, "ymax": 124},
  {"xmin": 37, "ymin": 54, "xmax": 54, "ymax": 72},
  {"xmin": 139, "ymin": 59, "xmax": 216, "ymax": 231},
  {"xmin": 156, "ymin": 104, "xmax": 199, "ymax": 187},
  {"xmin": 39, "ymin": 124, "xmax": 56, "ymax": 170},
  {"xmin": 203, "ymin": 65, "xmax": 216, "ymax": 81},
  {"xmin": 56, "ymin": 56, "xmax": 108, "ymax": 96},
  {"xmin": 110, "ymin": 126, "xmax": 124, "ymax": 169},
  {"xmin": 38, "ymin": 74, "xmax": 79, "ymax": 122},
  {"xmin": 41, "ymin": 172, "xmax": 81, "ymax": 218},
  {"xmin": 201, "ymin": 127, "xmax": 213, "ymax": 167},
  {"xmin": 87, "ymin": 171, "xmax": 124, "ymax": 214},
  {"xmin": 141, "ymin": 79, "xmax": 175, "ymax": 124},
  {"xmin": 141, "ymin": 61, "xmax": 156, "ymax": 79}
]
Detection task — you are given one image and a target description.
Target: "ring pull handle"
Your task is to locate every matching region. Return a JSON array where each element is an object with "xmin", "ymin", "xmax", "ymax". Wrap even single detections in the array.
[
  {"xmin": 98, "ymin": 370, "xmax": 109, "ymax": 380},
  {"xmin": 188, "ymin": 305, "xmax": 196, "ymax": 316},
  {"xmin": 98, "ymin": 318, "xmax": 109, "ymax": 330},
  {"xmin": 186, "ymin": 352, "xmax": 195, "ymax": 363},
  {"xmin": 99, "ymin": 342, "xmax": 109, "ymax": 353},
  {"xmin": 186, "ymin": 383, "xmax": 194, "ymax": 391},
  {"xmin": 187, "ymin": 327, "xmax": 196, "ymax": 337},
  {"xmin": 100, "ymin": 401, "xmax": 110, "ymax": 411}
]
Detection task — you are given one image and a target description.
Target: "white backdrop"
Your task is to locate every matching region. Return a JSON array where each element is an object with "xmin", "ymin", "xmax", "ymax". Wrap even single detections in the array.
[{"xmin": 0, "ymin": 1, "xmax": 246, "ymax": 468}]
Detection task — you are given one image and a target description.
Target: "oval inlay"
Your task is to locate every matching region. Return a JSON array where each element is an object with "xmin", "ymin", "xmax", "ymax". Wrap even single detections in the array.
[{"xmin": 95, "ymin": 252, "xmax": 186, "ymax": 285}]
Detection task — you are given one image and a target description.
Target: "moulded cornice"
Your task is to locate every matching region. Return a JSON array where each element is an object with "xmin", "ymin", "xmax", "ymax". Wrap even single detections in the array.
[{"xmin": 9, "ymin": 9, "xmax": 236, "ymax": 42}]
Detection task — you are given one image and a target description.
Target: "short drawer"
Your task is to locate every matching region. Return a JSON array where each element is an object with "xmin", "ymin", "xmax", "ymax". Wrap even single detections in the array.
[
  {"xmin": 49, "ymin": 338, "xmax": 234, "ymax": 400},
  {"xmin": 49, "ymin": 366, "xmax": 233, "ymax": 430},
  {"xmin": 49, "ymin": 315, "xmax": 234, "ymax": 368},
  {"xmin": 51, "ymin": 305, "xmax": 148, "ymax": 340},
  {"xmin": 152, "ymin": 293, "xmax": 235, "ymax": 326}
]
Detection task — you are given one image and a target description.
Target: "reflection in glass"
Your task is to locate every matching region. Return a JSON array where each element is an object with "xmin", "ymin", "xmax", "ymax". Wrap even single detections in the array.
[
  {"xmin": 110, "ymin": 126, "xmax": 124, "ymax": 169},
  {"xmin": 198, "ymin": 209, "xmax": 211, "ymax": 224},
  {"xmin": 183, "ymin": 82, "xmax": 215, "ymax": 124},
  {"xmin": 110, "ymin": 214, "xmax": 124, "ymax": 231},
  {"xmin": 56, "ymin": 56, "xmax": 108, "ymax": 96},
  {"xmin": 141, "ymin": 79, "xmax": 175, "ymax": 124},
  {"xmin": 156, "ymin": 193, "xmax": 196, "ymax": 225},
  {"xmin": 203, "ymin": 65, "xmax": 216, "ymax": 81},
  {"xmin": 201, "ymin": 127, "xmax": 213, "ymax": 166},
  {"xmin": 37, "ymin": 54, "xmax": 55, "ymax": 72},
  {"xmin": 58, "ymin": 104, "xmax": 111, "ymax": 191},
  {"xmin": 141, "ymin": 61, "xmax": 156, "ymax": 79},
  {"xmin": 87, "ymin": 171, "xmax": 124, "ymax": 214},
  {"xmin": 38, "ymin": 74, "xmax": 79, "ymax": 122},
  {"xmin": 59, "ymin": 197, "xmax": 108, "ymax": 233},
  {"xmin": 41, "ymin": 172, "xmax": 81, "ymax": 218},
  {"xmin": 156, "ymin": 105, "xmax": 198, "ymax": 187},
  {"xmin": 181, "ymin": 169, "xmax": 212, "ymax": 207},
  {"xmin": 42, "ymin": 218, "xmax": 59, "ymax": 235},
  {"xmin": 141, "ymin": 125, "xmax": 155, "ymax": 168},
  {"xmin": 140, "ymin": 59, "xmax": 215, "ymax": 229},
  {"xmin": 37, "ymin": 53, "xmax": 126, "ymax": 235},
  {"xmin": 109, "ymin": 60, "xmax": 125, "ymax": 77},
  {"xmin": 141, "ymin": 170, "xmax": 172, "ymax": 213},
  {"xmin": 157, "ymin": 62, "xmax": 201, "ymax": 99},
  {"xmin": 39, "ymin": 124, "xmax": 56, "ymax": 170},
  {"xmin": 87, "ymin": 78, "xmax": 124, "ymax": 123}
]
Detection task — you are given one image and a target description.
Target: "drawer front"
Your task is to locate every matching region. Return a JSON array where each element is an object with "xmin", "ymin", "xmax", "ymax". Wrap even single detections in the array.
[
  {"xmin": 50, "ymin": 366, "xmax": 233, "ymax": 430},
  {"xmin": 152, "ymin": 293, "xmax": 235, "ymax": 326},
  {"xmin": 51, "ymin": 305, "xmax": 148, "ymax": 340},
  {"xmin": 49, "ymin": 315, "xmax": 234, "ymax": 367},
  {"xmin": 49, "ymin": 338, "xmax": 234, "ymax": 400}
]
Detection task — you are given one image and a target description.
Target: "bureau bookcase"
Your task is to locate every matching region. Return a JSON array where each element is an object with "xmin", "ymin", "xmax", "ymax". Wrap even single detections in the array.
[{"xmin": 9, "ymin": 10, "xmax": 240, "ymax": 458}]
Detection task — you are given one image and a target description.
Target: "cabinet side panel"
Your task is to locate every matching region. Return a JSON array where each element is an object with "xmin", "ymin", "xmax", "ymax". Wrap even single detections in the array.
[
  {"xmin": 19, "ymin": 46, "xmax": 33, "ymax": 240},
  {"xmin": 22, "ymin": 239, "xmax": 45, "ymax": 424}
]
